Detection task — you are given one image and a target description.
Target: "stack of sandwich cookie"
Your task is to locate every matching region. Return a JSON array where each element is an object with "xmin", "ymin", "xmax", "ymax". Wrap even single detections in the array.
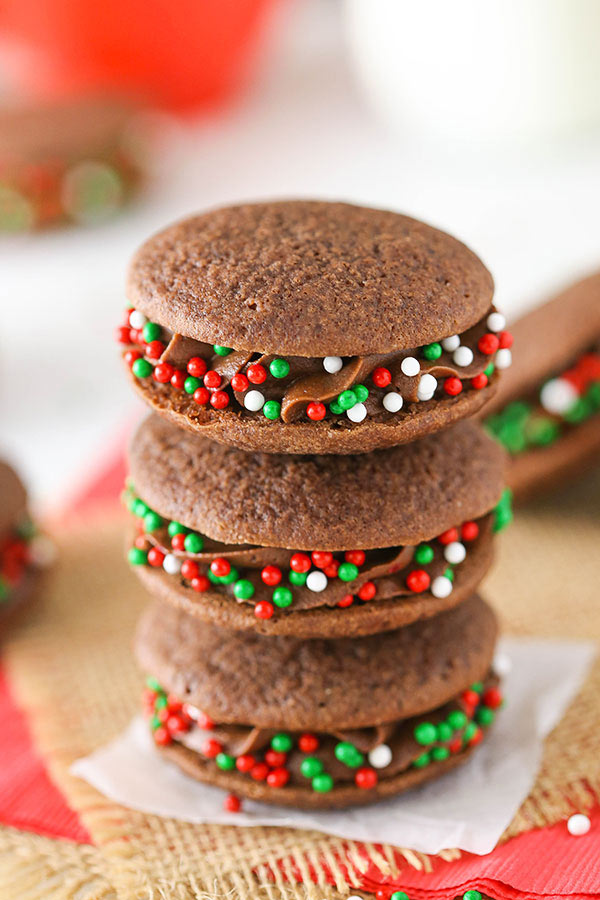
[{"xmin": 119, "ymin": 200, "xmax": 511, "ymax": 809}]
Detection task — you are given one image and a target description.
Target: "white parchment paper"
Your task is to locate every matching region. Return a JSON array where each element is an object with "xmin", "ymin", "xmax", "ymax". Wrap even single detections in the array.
[{"xmin": 72, "ymin": 637, "xmax": 595, "ymax": 855}]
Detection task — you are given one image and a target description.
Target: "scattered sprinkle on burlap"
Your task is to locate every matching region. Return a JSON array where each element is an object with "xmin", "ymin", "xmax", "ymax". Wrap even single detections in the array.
[{"xmin": 1, "ymin": 467, "xmax": 599, "ymax": 900}]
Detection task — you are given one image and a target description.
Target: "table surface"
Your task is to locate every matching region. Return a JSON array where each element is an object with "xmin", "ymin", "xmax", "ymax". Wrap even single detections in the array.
[{"xmin": 3, "ymin": 0, "xmax": 600, "ymax": 511}]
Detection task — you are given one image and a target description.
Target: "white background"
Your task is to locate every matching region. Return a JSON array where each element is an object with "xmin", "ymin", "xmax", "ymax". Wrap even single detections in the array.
[{"xmin": 2, "ymin": 0, "xmax": 600, "ymax": 510}]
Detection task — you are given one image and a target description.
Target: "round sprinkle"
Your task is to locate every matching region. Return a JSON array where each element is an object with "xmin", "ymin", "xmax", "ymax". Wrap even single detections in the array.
[
  {"xmin": 184, "ymin": 533, "xmax": 203, "ymax": 553},
  {"xmin": 383, "ymin": 391, "xmax": 403, "ymax": 413},
  {"xmin": 163, "ymin": 554, "xmax": 182, "ymax": 575},
  {"xmin": 143, "ymin": 321, "xmax": 161, "ymax": 343},
  {"xmin": 414, "ymin": 543, "xmax": 434, "ymax": 565},
  {"xmin": 254, "ymin": 600, "xmax": 274, "ymax": 619},
  {"xmin": 422, "ymin": 342, "xmax": 442, "ymax": 360},
  {"xmin": 463, "ymin": 892, "xmax": 482, "ymax": 900},
  {"xmin": 271, "ymin": 733, "xmax": 293, "ymax": 753},
  {"xmin": 329, "ymin": 399, "xmax": 343, "ymax": 415},
  {"xmin": 184, "ymin": 376, "xmax": 201, "ymax": 394},
  {"xmin": 495, "ymin": 348, "xmax": 513, "ymax": 369},
  {"xmin": 338, "ymin": 389, "xmax": 358, "ymax": 411},
  {"xmin": 431, "ymin": 575, "xmax": 453, "ymax": 598},
  {"xmin": 306, "ymin": 570, "xmax": 328, "ymax": 592},
  {"xmin": 391, "ymin": 893, "xmax": 410, "ymax": 900},
  {"xmin": 401, "ymin": 356, "xmax": 420, "ymax": 377},
  {"xmin": 453, "ymin": 346, "xmax": 474, "ymax": 367},
  {"xmin": 129, "ymin": 310, "xmax": 147, "ymax": 330},
  {"xmin": 132, "ymin": 358, "xmax": 153, "ymax": 379},
  {"xmin": 300, "ymin": 757, "xmax": 323, "ymax": 778},
  {"xmin": 444, "ymin": 541, "xmax": 466, "ymax": 564},
  {"xmin": 335, "ymin": 741, "xmax": 364, "ymax": 768},
  {"xmin": 272, "ymin": 586, "xmax": 293, "ymax": 608},
  {"xmin": 567, "ymin": 813, "xmax": 591, "ymax": 836},
  {"xmin": 269, "ymin": 358, "xmax": 290, "ymax": 379},
  {"xmin": 540, "ymin": 378, "xmax": 578, "ymax": 415},
  {"xmin": 263, "ymin": 400, "xmax": 281, "ymax": 420},
  {"xmin": 128, "ymin": 547, "xmax": 147, "ymax": 566},
  {"xmin": 478, "ymin": 333, "xmax": 500, "ymax": 355},
  {"xmin": 417, "ymin": 373, "xmax": 437, "ymax": 400},
  {"xmin": 338, "ymin": 562, "xmax": 359, "ymax": 582},
  {"xmin": 354, "ymin": 384, "xmax": 369, "ymax": 402},
  {"xmin": 244, "ymin": 390, "xmax": 265, "ymax": 411},
  {"xmin": 216, "ymin": 752, "xmax": 235, "ymax": 770},
  {"xmin": 306, "ymin": 401, "xmax": 326, "ymax": 421},
  {"xmin": 447, "ymin": 709, "xmax": 468, "ymax": 730},
  {"xmin": 289, "ymin": 570, "xmax": 307, "ymax": 586},
  {"xmin": 442, "ymin": 334, "xmax": 460, "ymax": 352},
  {"xmin": 144, "ymin": 511, "xmax": 162, "ymax": 532},
  {"xmin": 487, "ymin": 312, "xmax": 506, "ymax": 332},
  {"xmin": 414, "ymin": 722, "xmax": 437, "ymax": 745},
  {"xmin": 346, "ymin": 402, "xmax": 367, "ymax": 423},
  {"xmin": 368, "ymin": 744, "xmax": 392, "ymax": 769},
  {"xmin": 233, "ymin": 579, "xmax": 254, "ymax": 600},
  {"xmin": 312, "ymin": 773, "xmax": 333, "ymax": 793},
  {"xmin": 323, "ymin": 356, "xmax": 343, "ymax": 373},
  {"xmin": 372, "ymin": 366, "xmax": 391, "ymax": 387},
  {"xmin": 213, "ymin": 345, "xmax": 232, "ymax": 356}
]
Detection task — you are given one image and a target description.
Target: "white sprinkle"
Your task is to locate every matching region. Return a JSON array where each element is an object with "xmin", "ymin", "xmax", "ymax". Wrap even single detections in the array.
[
  {"xmin": 243, "ymin": 390, "xmax": 265, "ymax": 411},
  {"xmin": 401, "ymin": 356, "xmax": 420, "ymax": 377},
  {"xmin": 431, "ymin": 575, "xmax": 453, "ymax": 598},
  {"xmin": 444, "ymin": 541, "xmax": 466, "ymax": 564},
  {"xmin": 442, "ymin": 335, "xmax": 460, "ymax": 352},
  {"xmin": 28, "ymin": 535, "xmax": 57, "ymax": 567},
  {"xmin": 540, "ymin": 377, "xmax": 577, "ymax": 415},
  {"xmin": 323, "ymin": 356, "xmax": 343, "ymax": 374},
  {"xmin": 383, "ymin": 391, "xmax": 403, "ymax": 413},
  {"xmin": 495, "ymin": 348, "xmax": 513, "ymax": 370},
  {"xmin": 346, "ymin": 402, "xmax": 367, "ymax": 423},
  {"xmin": 567, "ymin": 813, "xmax": 591, "ymax": 836},
  {"xmin": 368, "ymin": 744, "xmax": 393, "ymax": 769},
  {"xmin": 487, "ymin": 312, "xmax": 506, "ymax": 333},
  {"xmin": 493, "ymin": 651, "xmax": 512, "ymax": 677},
  {"xmin": 417, "ymin": 373, "xmax": 437, "ymax": 400},
  {"xmin": 163, "ymin": 554, "xmax": 182, "ymax": 575},
  {"xmin": 453, "ymin": 346, "xmax": 474, "ymax": 367},
  {"xmin": 129, "ymin": 310, "xmax": 147, "ymax": 330},
  {"xmin": 306, "ymin": 570, "xmax": 328, "ymax": 592}
]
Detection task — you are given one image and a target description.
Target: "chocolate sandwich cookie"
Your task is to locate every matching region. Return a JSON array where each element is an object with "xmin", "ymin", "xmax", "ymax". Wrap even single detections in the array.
[
  {"xmin": 0, "ymin": 459, "xmax": 53, "ymax": 631},
  {"xmin": 125, "ymin": 415, "xmax": 508, "ymax": 638},
  {"xmin": 0, "ymin": 96, "xmax": 147, "ymax": 231},
  {"xmin": 118, "ymin": 200, "xmax": 512, "ymax": 454},
  {"xmin": 485, "ymin": 272, "xmax": 600, "ymax": 501},
  {"xmin": 135, "ymin": 595, "xmax": 502, "ymax": 809}
]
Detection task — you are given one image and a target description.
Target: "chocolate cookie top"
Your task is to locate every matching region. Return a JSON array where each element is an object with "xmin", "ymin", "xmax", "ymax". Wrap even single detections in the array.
[
  {"xmin": 0, "ymin": 459, "xmax": 27, "ymax": 537},
  {"xmin": 128, "ymin": 415, "xmax": 505, "ymax": 550},
  {"xmin": 127, "ymin": 201, "xmax": 493, "ymax": 357},
  {"xmin": 135, "ymin": 594, "xmax": 497, "ymax": 730}
]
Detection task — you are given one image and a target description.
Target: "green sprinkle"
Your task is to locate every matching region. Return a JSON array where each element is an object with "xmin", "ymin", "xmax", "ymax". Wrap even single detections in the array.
[
  {"xmin": 132, "ymin": 358, "xmax": 153, "ymax": 379},
  {"xmin": 484, "ymin": 363, "xmax": 495, "ymax": 377},
  {"xmin": 391, "ymin": 893, "xmax": 410, "ymax": 900},
  {"xmin": 213, "ymin": 345, "xmax": 232, "ymax": 356},
  {"xmin": 263, "ymin": 400, "xmax": 281, "ymax": 420},
  {"xmin": 269, "ymin": 358, "xmax": 290, "ymax": 379},
  {"xmin": 463, "ymin": 722, "xmax": 478, "ymax": 742},
  {"xmin": 329, "ymin": 400, "xmax": 343, "ymax": 415},
  {"xmin": 587, "ymin": 381, "xmax": 600, "ymax": 408},
  {"xmin": 337, "ymin": 562, "xmax": 359, "ymax": 582},
  {"xmin": 337, "ymin": 389, "xmax": 358, "ymax": 411},
  {"xmin": 470, "ymin": 682, "xmax": 484, "ymax": 693},
  {"xmin": 413, "ymin": 752, "xmax": 431, "ymax": 768},
  {"xmin": 300, "ymin": 757, "xmax": 323, "ymax": 778},
  {"xmin": 444, "ymin": 567, "xmax": 455, "ymax": 582},
  {"xmin": 354, "ymin": 383, "xmax": 369, "ymax": 402},
  {"xmin": 142, "ymin": 321, "xmax": 161, "ymax": 343},
  {"xmin": 128, "ymin": 547, "xmax": 147, "ymax": 566},
  {"xmin": 216, "ymin": 753, "xmax": 235, "ymax": 770},
  {"xmin": 146, "ymin": 676, "xmax": 161, "ymax": 692},
  {"xmin": 233, "ymin": 579, "xmax": 255, "ymax": 600},
  {"xmin": 312, "ymin": 773, "xmax": 334, "ymax": 793},
  {"xmin": 414, "ymin": 543, "xmax": 434, "ymax": 565},
  {"xmin": 334, "ymin": 742, "xmax": 364, "ymax": 768},
  {"xmin": 184, "ymin": 533, "xmax": 204, "ymax": 553},
  {"xmin": 436, "ymin": 722, "xmax": 453, "ymax": 743},
  {"xmin": 184, "ymin": 376, "xmax": 201, "ymax": 394},
  {"xmin": 432, "ymin": 746, "xmax": 450, "ymax": 761},
  {"xmin": 218, "ymin": 566, "xmax": 238, "ymax": 585},
  {"xmin": 289, "ymin": 570, "xmax": 307, "ymax": 586},
  {"xmin": 272, "ymin": 586, "xmax": 293, "ymax": 608},
  {"xmin": 143, "ymin": 511, "xmax": 162, "ymax": 532},
  {"xmin": 477, "ymin": 707, "xmax": 495, "ymax": 726},
  {"xmin": 155, "ymin": 694, "xmax": 168, "ymax": 709},
  {"xmin": 414, "ymin": 722, "xmax": 437, "ymax": 746},
  {"xmin": 565, "ymin": 397, "xmax": 592, "ymax": 424},
  {"xmin": 463, "ymin": 891, "xmax": 482, "ymax": 900},
  {"xmin": 447, "ymin": 709, "xmax": 467, "ymax": 730},
  {"xmin": 207, "ymin": 569, "xmax": 220, "ymax": 584},
  {"xmin": 271, "ymin": 733, "xmax": 293, "ymax": 753},
  {"xmin": 493, "ymin": 488, "xmax": 513, "ymax": 533},
  {"xmin": 525, "ymin": 416, "xmax": 559, "ymax": 447},
  {"xmin": 422, "ymin": 342, "xmax": 442, "ymax": 360},
  {"xmin": 168, "ymin": 521, "xmax": 187, "ymax": 537},
  {"xmin": 150, "ymin": 714, "xmax": 161, "ymax": 731},
  {"xmin": 133, "ymin": 498, "xmax": 149, "ymax": 518}
]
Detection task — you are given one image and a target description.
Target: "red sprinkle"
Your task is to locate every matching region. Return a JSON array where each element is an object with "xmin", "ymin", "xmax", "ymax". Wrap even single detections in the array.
[
  {"xmin": 231, "ymin": 373, "xmax": 249, "ymax": 393},
  {"xmin": 167, "ymin": 713, "xmax": 188, "ymax": 735},
  {"xmin": 461, "ymin": 688, "xmax": 480, "ymax": 708},
  {"xmin": 193, "ymin": 387, "xmax": 210, "ymax": 405},
  {"xmin": 471, "ymin": 373, "xmax": 488, "ymax": 390},
  {"xmin": 406, "ymin": 569, "xmax": 431, "ymax": 593},
  {"xmin": 191, "ymin": 575, "xmax": 210, "ymax": 593},
  {"xmin": 461, "ymin": 521, "xmax": 479, "ymax": 542},
  {"xmin": 299, "ymin": 733, "xmax": 319, "ymax": 753},
  {"xmin": 247, "ymin": 364, "xmax": 267, "ymax": 385},
  {"xmin": 116, "ymin": 325, "xmax": 131, "ymax": 344},
  {"xmin": 204, "ymin": 370, "xmax": 222, "ymax": 389},
  {"xmin": 236, "ymin": 754, "xmax": 255, "ymax": 773},
  {"xmin": 171, "ymin": 370, "xmax": 186, "ymax": 390},
  {"xmin": 171, "ymin": 533, "xmax": 186, "ymax": 552},
  {"xmin": 449, "ymin": 737, "xmax": 462, "ymax": 754},
  {"xmin": 478, "ymin": 333, "xmax": 500, "ymax": 355},
  {"xmin": 345, "ymin": 550, "xmax": 366, "ymax": 566},
  {"xmin": 153, "ymin": 726, "xmax": 172, "ymax": 746},
  {"xmin": 324, "ymin": 560, "xmax": 339, "ymax": 578},
  {"xmin": 444, "ymin": 376, "xmax": 463, "ymax": 396},
  {"xmin": 147, "ymin": 547, "xmax": 165, "ymax": 568},
  {"xmin": 250, "ymin": 762, "xmax": 269, "ymax": 781},
  {"xmin": 290, "ymin": 553, "xmax": 311, "ymax": 573},
  {"xmin": 202, "ymin": 738, "xmax": 223, "ymax": 758},
  {"xmin": 187, "ymin": 357, "xmax": 207, "ymax": 378},
  {"xmin": 124, "ymin": 350, "xmax": 141, "ymax": 368},
  {"xmin": 265, "ymin": 749, "xmax": 287, "ymax": 768},
  {"xmin": 224, "ymin": 794, "xmax": 241, "ymax": 813},
  {"xmin": 355, "ymin": 767, "xmax": 378, "ymax": 789},
  {"xmin": 153, "ymin": 362, "xmax": 174, "ymax": 383},
  {"xmin": 438, "ymin": 527, "xmax": 459, "ymax": 545},
  {"xmin": 306, "ymin": 401, "xmax": 326, "ymax": 421},
  {"xmin": 211, "ymin": 558, "xmax": 231, "ymax": 577},
  {"xmin": 468, "ymin": 726, "xmax": 483, "ymax": 747},
  {"xmin": 311, "ymin": 551, "xmax": 333, "ymax": 569},
  {"xmin": 372, "ymin": 367, "xmax": 392, "ymax": 388},
  {"xmin": 261, "ymin": 565, "xmax": 282, "ymax": 586},
  {"xmin": 181, "ymin": 560, "xmax": 200, "ymax": 580},
  {"xmin": 210, "ymin": 390, "xmax": 230, "ymax": 409},
  {"xmin": 267, "ymin": 767, "xmax": 290, "ymax": 788},
  {"xmin": 498, "ymin": 331, "xmax": 513, "ymax": 349},
  {"xmin": 338, "ymin": 593, "xmax": 354, "ymax": 608},
  {"xmin": 483, "ymin": 686, "xmax": 503, "ymax": 709},
  {"xmin": 146, "ymin": 340, "xmax": 164, "ymax": 360},
  {"xmin": 254, "ymin": 600, "xmax": 274, "ymax": 620},
  {"xmin": 357, "ymin": 581, "xmax": 376, "ymax": 601},
  {"xmin": 195, "ymin": 710, "xmax": 215, "ymax": 730}
]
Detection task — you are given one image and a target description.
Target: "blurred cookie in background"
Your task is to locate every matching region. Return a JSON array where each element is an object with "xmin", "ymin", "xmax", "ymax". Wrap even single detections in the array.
[
  {"xmin": 0, "ymin": 95, "xmax": 153, "ymax": 232},
  {"xmin": 485, "ymin": 272, "xmax": 600, "ymax": 502},
  {"xmin": 0, "ymin": 458, "xmax": 54, "ymax": 633}
]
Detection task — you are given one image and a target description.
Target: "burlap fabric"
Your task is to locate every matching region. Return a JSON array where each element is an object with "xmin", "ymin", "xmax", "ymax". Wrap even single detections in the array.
[{"xmin": 1, "ymin": 467, "xmax": 599, "ymax": 899}]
